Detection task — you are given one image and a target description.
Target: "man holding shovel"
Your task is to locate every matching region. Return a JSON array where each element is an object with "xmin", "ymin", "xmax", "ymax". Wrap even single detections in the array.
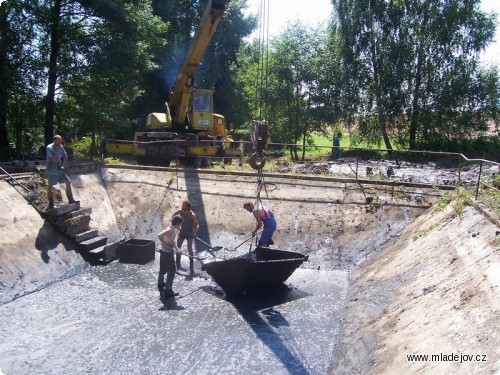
[
  {"xmin": 158, "ymin": 215, "xmax": 183, "ymax": 298},
  {"xmin": 172, "ymin": 200, "xmax": 199, "ymax": 274},
  {"xmin": 243, "ymin": 201, "xmax": 276, "ymax": 247}
]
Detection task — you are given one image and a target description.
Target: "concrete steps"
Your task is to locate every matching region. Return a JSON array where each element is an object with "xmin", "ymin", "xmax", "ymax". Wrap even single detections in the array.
[{"xmin": 45, "ymin": 203, "xmax": 119, "ymax": 264}]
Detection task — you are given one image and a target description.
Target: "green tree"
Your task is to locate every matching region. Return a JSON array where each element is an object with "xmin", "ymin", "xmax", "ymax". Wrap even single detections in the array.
[
  {"xmin": 333, "ymin": 0, "xmax": 498, "ymax": 152},
  {"xmin": 63, "ymin": 0, "xmax": 168, "ymax": 145},
  {"xmin": 265, "ymin": 23, "xmax": 329, "ymax": 160},
  {"xmin": 0, "ymin": 2, "xmax": 12, "ymax": 160},
  {"xmin": 235, "ymin": 21, "xmax": 341, "ymax": 160},
  {"xmin": 0, "ymin": 1, "xmax": 47, "ymax": 160},
  {"xmin": 1, "ymin": 0, "xmax": 168, "ymax": 156}
]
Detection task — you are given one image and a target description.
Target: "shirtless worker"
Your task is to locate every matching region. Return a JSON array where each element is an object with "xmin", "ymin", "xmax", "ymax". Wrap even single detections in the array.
[
  {"xmin": 243, "ymin": 201, "xmax": 277, "ymax": 247},
  {"xmin": 172, "ymin": 200, "xmax": 199, "ymax": 273}
]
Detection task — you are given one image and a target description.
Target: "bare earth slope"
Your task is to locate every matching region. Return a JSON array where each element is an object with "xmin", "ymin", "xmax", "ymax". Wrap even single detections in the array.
[{"xmin": 332, "ymin": 204, "xmax": 499, "ymax": 374}]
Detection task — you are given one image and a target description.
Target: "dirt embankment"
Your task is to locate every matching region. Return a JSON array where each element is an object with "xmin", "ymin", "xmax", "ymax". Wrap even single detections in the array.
[
  {"xmin": 332, "ymin": 204, "xmax": 499, "ymax": 374},
  {"xmin": 0, "ymin": 167, "xmax": 498, "ymax": 374}
]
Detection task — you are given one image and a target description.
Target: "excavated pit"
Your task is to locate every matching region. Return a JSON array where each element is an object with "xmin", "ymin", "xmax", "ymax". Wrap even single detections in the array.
[{"xmin": 0, "ymin": 166, "xmax": 498, "ymax": 374}]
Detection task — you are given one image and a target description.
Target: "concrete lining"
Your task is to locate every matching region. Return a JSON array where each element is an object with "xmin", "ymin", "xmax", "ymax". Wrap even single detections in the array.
[{"xmin": 0, "ymin": 167, "xmax": 497, "ymax": 374}]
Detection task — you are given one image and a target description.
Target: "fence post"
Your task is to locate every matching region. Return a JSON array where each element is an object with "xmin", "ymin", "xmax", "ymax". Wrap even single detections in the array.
[
  {"xmin": 355, "ymin": 149, "xmax": 359, "ymax": 178},
  {"xmin": 475, "ymin": 161, "xmax": 483, "ymax": 201},
  {"xmin": 457, "ymin": 156, "xmax": 462, "ymax": 183}
]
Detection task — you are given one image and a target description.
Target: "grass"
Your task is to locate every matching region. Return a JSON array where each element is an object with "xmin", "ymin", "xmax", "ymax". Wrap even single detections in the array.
[
  {"xmin": 478, "ymin": 174, "xmax": 500, "ymax": 219},
  {"xmin": 437, "ymin": 188, "xmax": 474, "ymax": 217},
  {"xmin": 298, "ymin": 132, "xmax": 406, "ymax": 160},
  {"xmin": 413, "ymin": 223, "xmax": 439, "ymax": 241}
]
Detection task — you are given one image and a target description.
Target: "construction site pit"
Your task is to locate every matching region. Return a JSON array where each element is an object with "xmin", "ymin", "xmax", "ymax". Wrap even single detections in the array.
[{"xmin": 0, "ymin": 163, "xmax": 498, "ymax": 375}]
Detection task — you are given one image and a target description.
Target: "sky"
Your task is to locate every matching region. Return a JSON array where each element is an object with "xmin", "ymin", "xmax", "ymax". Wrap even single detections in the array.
[{"xmin": 245, "ymin": 0, "xmax": 499, "ymax": 68}]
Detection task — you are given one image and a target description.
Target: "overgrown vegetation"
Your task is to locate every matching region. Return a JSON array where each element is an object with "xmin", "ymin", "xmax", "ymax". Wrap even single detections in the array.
[
  {"xmin": 437, "ymin": 188, "xmax": 475, "ymax": 217},
  {"xmin": 478, "ymin": 174, "xmax": 500, "ymax": 219}
]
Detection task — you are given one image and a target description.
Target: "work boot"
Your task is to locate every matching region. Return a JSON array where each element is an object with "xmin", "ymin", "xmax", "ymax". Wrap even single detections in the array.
[
  {"xmin": 175, "ymin": 254, "xmax": 181, "ymax": 269},
  {"xmin": 66, "ymin": 187, "xmax": 79, "ymax": 205},
  {"xmin": 164, "ymin": 290, "xmax": 179, "ymax": 298},
  {"xmin": 47, "ymin": 192, "xmax": 55, "ymax": 209}
]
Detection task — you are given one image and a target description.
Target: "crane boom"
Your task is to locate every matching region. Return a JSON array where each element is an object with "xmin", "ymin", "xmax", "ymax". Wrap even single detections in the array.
[
  {"xmin": 169, "ymin": 0, "xmax": 230, "ymax": 126},
  {"xmin": 105, "ymin": 0, "xmax": 241, "ymax": 167}
]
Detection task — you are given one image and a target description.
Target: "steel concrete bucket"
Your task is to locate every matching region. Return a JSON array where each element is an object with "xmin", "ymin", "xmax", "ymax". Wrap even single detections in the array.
[{"xmin": 201, "ymin": 247, "xmax": 308, "ymax": 295}]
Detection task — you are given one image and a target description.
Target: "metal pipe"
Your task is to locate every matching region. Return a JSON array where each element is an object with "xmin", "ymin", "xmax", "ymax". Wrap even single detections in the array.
[{"xmin": 0, "ymin": 166, "xmax": 33, "ymax": 193}]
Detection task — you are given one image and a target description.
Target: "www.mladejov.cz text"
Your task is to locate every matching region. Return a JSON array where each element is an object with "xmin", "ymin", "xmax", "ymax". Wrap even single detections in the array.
[{"xmin": 406, "ymin": 353, "xmax": 488, "ymax": 363}]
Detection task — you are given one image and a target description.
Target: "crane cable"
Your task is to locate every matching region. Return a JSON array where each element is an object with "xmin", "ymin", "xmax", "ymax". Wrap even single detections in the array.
[
  {"xmin": 248, "ymin": 0, "xmax": 272, "ymax": 239},
  {"xmin": 249, "ymin": 0, "xmax": 270, "ymax": 172},
  {"xmin": 256, "ymin": 0, "xmax": 270, "ymax": 121}
]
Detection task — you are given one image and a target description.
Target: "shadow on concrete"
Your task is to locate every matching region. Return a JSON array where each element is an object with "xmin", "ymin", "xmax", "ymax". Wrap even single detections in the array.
[
  {"xmin": 35, "ymin": 220, "xmax": 66, "ymax": 263},
  {"xmin": 159, "ymin": 296, "xmax": 185, "ymax": 311},
  {"xmin": 159, "ymin": 285, "xmax": 204, "ymax": 311},
  {"xmin": 229, "ymin": 286, "xmax": 312, "ymax": 374},
  {"xmin": 202, "ymin": 284, "xmax": 313, "ymax": 374}
]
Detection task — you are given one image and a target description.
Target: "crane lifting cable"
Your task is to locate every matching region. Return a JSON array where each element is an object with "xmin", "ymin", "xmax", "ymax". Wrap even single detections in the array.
[
  {"xmin": 256, "ymin": 0, "xmax": 270, "ymax": 120},
  {"xmin": 249, "ymin": 0, "xmax": 270, "ymax": 172}
]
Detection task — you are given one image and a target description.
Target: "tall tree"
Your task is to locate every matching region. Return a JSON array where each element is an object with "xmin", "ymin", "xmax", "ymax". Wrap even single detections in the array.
[
  {"xmin": 0, "ymin": 2, "xmax": 13, "ymax": 160},
  {"xmin": 0, "ymin": 1, "xmax": 47, "ymax": 160},
  {"xmin": 12, "ymin": 0, "xmax": 168, "ymax": 146},
  {"xmin": 333, "ymin": 0, "xmax": 498, "ymax": 151},
  {"xmin": 260, "ymin": 23, "xmax": 327, "ymax": 160}
]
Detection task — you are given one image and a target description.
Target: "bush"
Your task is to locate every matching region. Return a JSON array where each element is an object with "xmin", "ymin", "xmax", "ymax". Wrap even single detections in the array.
[{"xmin": 71, "ymin": 137, "xmax": 98, "ymax": 160}]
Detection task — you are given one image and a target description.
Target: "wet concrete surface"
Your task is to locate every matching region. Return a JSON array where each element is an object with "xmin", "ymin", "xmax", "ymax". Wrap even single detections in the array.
[{"xmin": 0, "ymin": 258, "xmax": 348, "ymax": 375}]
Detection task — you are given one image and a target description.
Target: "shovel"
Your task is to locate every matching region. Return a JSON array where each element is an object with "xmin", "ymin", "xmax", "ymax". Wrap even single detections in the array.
[
  {"xmin": 178, "ymin": 228, "xmax": 263, "ymax": 254},
  {"xmin": 155, "ymin": 247, "xmax": 209, "ymax": 261},
  {"xmin": 195, "ymin": 229, "xmax": 264, "ymax": 253},
  {"xmin": 177, "ymin": 228, "xmax": 223, "ymax": 253},
  {"xmin": 226, "ymin": 230, "xmax": 263, "ymax": 252},
  {"xmin": 193, "ymin": 235, "xmax": 224, "ymax": 253}
]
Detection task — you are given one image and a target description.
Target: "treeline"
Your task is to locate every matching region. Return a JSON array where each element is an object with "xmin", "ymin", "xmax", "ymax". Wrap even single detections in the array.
[{"xmin": 0, "ymin": 0, "xmax": 498, "ymax": 162}]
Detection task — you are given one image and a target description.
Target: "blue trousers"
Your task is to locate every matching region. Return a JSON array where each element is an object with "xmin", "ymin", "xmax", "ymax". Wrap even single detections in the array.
[{"xmin": 259, "ymin": 213, "xmax": 276, "ymax": 246}]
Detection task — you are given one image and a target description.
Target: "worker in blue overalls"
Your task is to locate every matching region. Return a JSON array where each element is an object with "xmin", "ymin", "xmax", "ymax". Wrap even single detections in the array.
[{"xmin": 243, "ymin": 201, "xmax": 276, "ymax": 247}]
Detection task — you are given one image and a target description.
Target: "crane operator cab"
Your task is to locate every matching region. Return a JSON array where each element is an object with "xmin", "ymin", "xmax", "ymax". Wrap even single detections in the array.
[{"xmin": 191, "ymin": 89, "xmax": 214, "ymax": 132}]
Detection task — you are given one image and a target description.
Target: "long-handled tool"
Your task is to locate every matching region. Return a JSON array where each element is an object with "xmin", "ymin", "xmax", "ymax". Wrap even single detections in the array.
[
  {"xmin": 229, "ymin": 229, "xmax": 263, "ymax": 252},
  {"xmin": 177, "ymin": 228, "xmax": 223, "ymax": 253},
  {"xmin": 155, "ymin": 248, "xmax": 208, "ymax": 261},
  {"xmin": 177, "ymin": 228, "xmax": 263, "ymax": 255},
  {"xmin": 0, "ymin": 166, "xmax": 37, "ymax": 201},
  {"xmin": 194, "ymin": 235, "xmax": 224, "ymax": 252}
]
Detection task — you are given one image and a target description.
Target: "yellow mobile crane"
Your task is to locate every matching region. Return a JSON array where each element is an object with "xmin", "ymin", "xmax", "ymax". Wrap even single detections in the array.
[{"xmin": 105, "ymin": 0, "xmax": 240, "ymax": 166}]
